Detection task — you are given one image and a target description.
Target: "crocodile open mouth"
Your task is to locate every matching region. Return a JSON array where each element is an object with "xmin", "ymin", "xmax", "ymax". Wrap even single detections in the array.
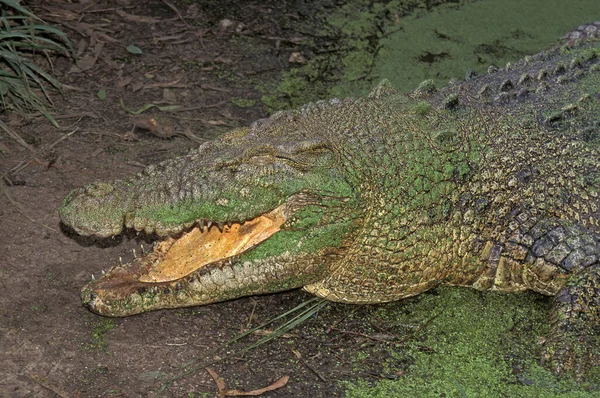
[
  {"xmin": 136, "ymin": 205, "xmax": 286, "ymax": 283},
  {"xmin": 87, "ymin": 203, "xmax": 288, "ymax": 294}
]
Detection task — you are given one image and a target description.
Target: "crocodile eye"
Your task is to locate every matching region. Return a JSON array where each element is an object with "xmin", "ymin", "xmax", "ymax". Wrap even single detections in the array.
[
  {"xmin": 248, "ymin": 155, "xmax": 275, "ymax": 166},
  {"xmin": 86, "ymin": 182, "xmax": 115, "ymax": 197}
]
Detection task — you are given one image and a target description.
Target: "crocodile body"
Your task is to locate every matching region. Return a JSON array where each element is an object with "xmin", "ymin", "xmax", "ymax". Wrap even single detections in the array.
[{"xmin": 60, "ymin": 28, "xmax": 600, "ymax": 376}]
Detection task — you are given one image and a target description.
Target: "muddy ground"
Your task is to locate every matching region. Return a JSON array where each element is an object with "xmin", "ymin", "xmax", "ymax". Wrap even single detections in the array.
[{"xmin": 1, "ymin": 1, "xmax": 599, "ymax": 397}]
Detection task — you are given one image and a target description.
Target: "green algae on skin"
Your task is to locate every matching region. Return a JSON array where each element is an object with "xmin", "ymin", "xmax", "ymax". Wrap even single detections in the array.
[{"xmin": 344, "ymin": 287, "xmax": 600, "ymax": 397}]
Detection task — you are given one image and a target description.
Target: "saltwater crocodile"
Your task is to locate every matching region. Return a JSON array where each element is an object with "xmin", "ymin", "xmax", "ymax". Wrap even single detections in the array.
[{"xmin": 60, "ymin": 25, "xmax": 600, "ymax": 376}]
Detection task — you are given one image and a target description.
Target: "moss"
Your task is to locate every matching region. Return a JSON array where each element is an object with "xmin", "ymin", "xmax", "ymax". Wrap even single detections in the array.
[
  {"xmin": 414, "ymin": 101, "xmax": 432, "ymax": 115},
  {"xmin": 82, "ymin": 318, "xmax": 115, "ymax": 351},
  {"xmin": 344, "ymin": 287, "xmax": 600, "ymax": 397}
]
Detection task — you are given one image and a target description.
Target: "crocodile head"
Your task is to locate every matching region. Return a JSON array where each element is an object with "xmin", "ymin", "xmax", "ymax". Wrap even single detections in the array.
[{"xmin": 60, "ymin": 101, "xmax": 363, "ymax": 316}]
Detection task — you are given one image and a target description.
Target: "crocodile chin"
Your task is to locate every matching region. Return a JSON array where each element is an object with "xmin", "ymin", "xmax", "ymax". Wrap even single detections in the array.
[{"xmin": 87, "ymin": 204, "xmax": 288, "ymax": 294}]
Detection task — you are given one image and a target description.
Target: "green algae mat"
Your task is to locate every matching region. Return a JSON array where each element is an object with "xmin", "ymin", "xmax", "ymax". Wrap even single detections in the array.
[{"xmin": 264, "ymin": 0, "xmax": 600, "ymax": 108}]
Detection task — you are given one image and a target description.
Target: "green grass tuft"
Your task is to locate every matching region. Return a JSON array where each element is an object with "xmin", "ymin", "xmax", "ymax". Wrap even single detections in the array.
[{"xmin": 0, "ymin": 0, "xmax": 72, "ymax": 133}]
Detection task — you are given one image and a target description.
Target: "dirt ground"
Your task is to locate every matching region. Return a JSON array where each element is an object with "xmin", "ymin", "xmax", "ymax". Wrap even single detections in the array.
[{"xmin": 0, "ymin": 1, "xmax": 424, "ymax": 396}]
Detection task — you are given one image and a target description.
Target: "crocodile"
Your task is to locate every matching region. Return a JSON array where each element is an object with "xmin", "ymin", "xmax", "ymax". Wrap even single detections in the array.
[{"xmin": 60, "ymin": 25, "xmax": 600, "ymax": 376}]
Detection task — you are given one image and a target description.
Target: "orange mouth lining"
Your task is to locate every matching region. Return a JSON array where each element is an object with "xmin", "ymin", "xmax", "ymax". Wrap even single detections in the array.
[{"xmin": 137, "ymin": 205, "xmax": 286, "ymax": 283}]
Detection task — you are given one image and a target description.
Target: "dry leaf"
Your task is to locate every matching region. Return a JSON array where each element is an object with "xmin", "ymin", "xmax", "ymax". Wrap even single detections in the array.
[
  {"xmin": 116, "ymin": 76, "xmax": 133, "ymax": 88},
  {"xmin": 206, "ymin": 367, "xmax": 289, "ymax": 397},
  {"xmin": 200, "ymin": 83, "xmax": 231, "ymax": 92},
  {"xmin": 206, "ymin": 367, "xmax": 227, "ymax": 393},
  {"xmin": 288, "ymin": 52, "xmax": 306, "ymax": 64},
  {"xmin": 133, "ymin": 117, "xmax": 176, "ymax": 139},
  {"xmin": 131, "ymin": 81, "xmax": 144, "ymax": 92},
  {"xmin": 226, "ymin": 376, "xmax": 289, "ymax": 396},
  {"xmin": 75, "ymin": 38, "xmax": 87, "ymax": 57},
  {"xmin": 72, "ymin": 53, "xmax": 98, "ymax": 72},
  {"xmin": 71, "ymin": 42, "xmax": 105, "ymax": 73}
]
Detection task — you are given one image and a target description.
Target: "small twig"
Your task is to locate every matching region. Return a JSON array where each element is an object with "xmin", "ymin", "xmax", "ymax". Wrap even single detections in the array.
[
  {"xmin": 292, "ymin": 349, "xmax": 327, "ymax": 382},
  {"xmin": 325, "ymin": 317, "xmax": 345, "ymax": 334},
  {"xmin": 0, "ymin": 122, "xmax": 36, "ymax": 153},
  {"xmin": 8, "ymin": 128, "xmax": 79, "ymax": 176},
  {"xmin": 26, "ymin": 372, "xmax": 71, "ymax": 398},
  {"xmin": 162, "ymin": 0, "xmax": 190, "ymax": 27},
  {"xmin": 245, "ymin": 300, "xmax": 258, "ymax": 330},
  {"xmin": 300, "ymin": 358, "xmax": 327, "ymax": 382},
  {"xmin": 394, "ymin": 314, "xmax": 439, "ymax": 345},
  {"xmin": 82, "ymin": 6, "xmax": 136, "ymax": 13},
  {"xmin": 330, "ymin": 328, "xmax": 395, "ymax": 343}
]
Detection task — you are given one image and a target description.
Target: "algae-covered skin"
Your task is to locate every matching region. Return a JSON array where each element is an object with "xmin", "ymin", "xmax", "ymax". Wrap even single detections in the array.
[{"xmin": 60, "ymin": 27, "xmax": 600, "ymax": 377}]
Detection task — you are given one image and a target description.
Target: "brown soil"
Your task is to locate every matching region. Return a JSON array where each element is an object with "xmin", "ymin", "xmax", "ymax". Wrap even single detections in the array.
[{"xmin": 0, "ymin": 1, "xmax": 410, "ymax": 396}]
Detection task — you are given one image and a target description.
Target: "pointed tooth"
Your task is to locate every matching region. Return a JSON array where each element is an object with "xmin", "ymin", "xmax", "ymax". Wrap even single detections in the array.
[
  {"xmin": 101, "ymin": 269, "xmax": 105, "ymax": 275},
  {"xmin": 91, "ymin": 274, "xmax": 95, "ymax": 280},
  {"xmin": 226, "ymin": 221, "xmax": 233, "ymax": 228},
  {"xmin": 119, "ymin": 256, "xmax": 123, "ymax": 264},
  {"xmin": 207, "ymin": 221, "xmax": 213, "ymax": 230},
  {"xmin": 133, "ymin": 248, "xmax": 137, "ymax": 258},
  {"xmin": 216, "ymin": 222, "xmax": 224, "ymax": 232}
]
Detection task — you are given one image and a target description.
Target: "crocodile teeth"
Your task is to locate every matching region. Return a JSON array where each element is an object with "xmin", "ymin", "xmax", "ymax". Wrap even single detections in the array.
[
  {"xmin": 132, "ymin": 248, "xmax": 137, "ymax": 258},
  {"xmin": 226, "ymin": 221, "xmax": 233, "ymax": 228},
  {"xmin": 91, "ymin": 274, "xmax": 95, "ymax": 280},
  {"xmin": 216, "ymin": 222, "xmax": 224, "ymax": 232},
  {"xmin": 207, "ymin": 221, "xmax": 213, "ymax": 229}
]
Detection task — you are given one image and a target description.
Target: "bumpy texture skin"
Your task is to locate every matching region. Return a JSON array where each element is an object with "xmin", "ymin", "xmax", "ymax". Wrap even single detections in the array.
[{"xmin": 60, "ymin": 30, "xmax": 600, "ymax": 377}]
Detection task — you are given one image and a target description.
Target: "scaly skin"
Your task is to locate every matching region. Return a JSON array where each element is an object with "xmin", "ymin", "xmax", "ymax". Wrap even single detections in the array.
[{"xmin": 60, "ymin": 30, "xmax": 600, "ymax": 377}]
